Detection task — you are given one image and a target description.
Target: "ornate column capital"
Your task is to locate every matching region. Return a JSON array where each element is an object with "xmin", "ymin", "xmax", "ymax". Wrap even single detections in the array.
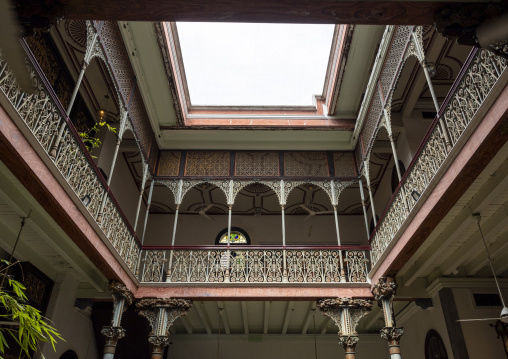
[
  {"xmin": 148, "ymin": 335, "xmax": 172, "ymax": 354},
  {"xmin": 101, "ymin": 326, "xmax": 126, "ymax": 344},
  {"xmin": 372, "ymin": 277, "xmax": 397, "ymax": 303},
  {"xmin": 136, "ymin": 298, "xmax": 192, "ymax": 357},
  {"xmin": 317, "ymin": 298, "xmax": 373, "ymax": 337},
  {"xmin": 101, "ymin": 326, "xmax": 126, "ymax": 355},
  {"xmin": 380, "ymin": 327, "xmax": 404, "ymax": 342},
  {"xmin": 109, "ymin": 280, "xmax": 134, "ymax": 305},
  {"xmin": 338, "ymin": 334, "xmax": 360, "ymax": 352}
]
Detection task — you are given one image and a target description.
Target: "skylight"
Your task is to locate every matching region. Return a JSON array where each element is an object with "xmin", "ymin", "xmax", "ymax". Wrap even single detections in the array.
[{"xmin": 176, "ymin": 22, "xmax": 335, "ymax": 107}]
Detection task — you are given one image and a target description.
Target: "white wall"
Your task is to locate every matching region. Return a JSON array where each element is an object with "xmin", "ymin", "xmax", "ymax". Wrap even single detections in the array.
[
  {"xmin": 37, "ymin": 272, "xmax": 98, "ymax": 359},
  {"xmin": 144, "ymin": 214, "xmax": 368, "ymax": 247},
  {"xmin": 454, "ymin": 287, "xmax": 508, "ymax": 359},
  {"xmin": 397, "ymin": 294, "xmax": 453, "ymax": 359},
  {"xmin": 168, "ymin": 334, "xmax": 388, "ymax": 359}
]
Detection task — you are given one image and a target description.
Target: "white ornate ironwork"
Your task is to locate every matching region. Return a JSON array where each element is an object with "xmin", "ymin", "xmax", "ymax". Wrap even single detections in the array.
[
  {"xmin": 370, "ymin": 49, "xmax": 507, "ymax": 267},
  {"xmin": 145, "ymin": 249, "xmax": 369, "ymax": 284},
  {"xmin": 0, "ymin": 48, "xmax": 141, "ymax": 279}
]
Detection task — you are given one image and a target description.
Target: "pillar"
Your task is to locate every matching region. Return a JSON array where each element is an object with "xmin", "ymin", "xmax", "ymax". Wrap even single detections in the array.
[
  {"xmin": 136, "ymin": 298, "xmax": 193, "ymax": 359},
  {"xmin": 373, "ymin": 277, "xmax": 404, "ymax": 359},
  {"xmin": 101, "ymin": 281, "xmax": 134, "ymax": 359},
  {"xmin": 317, "ymin": 298, "xmax": 373, "ymax": 359}
]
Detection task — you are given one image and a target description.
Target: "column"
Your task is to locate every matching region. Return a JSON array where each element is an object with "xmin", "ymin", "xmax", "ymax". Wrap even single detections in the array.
[
  {"xmin": 364, "ymin": 173, "xmax": 377, "ymax": 227},
  {"xmin": 101, "ymin": 281, "xmax": 134, "ymax": 359},
  {"xmin": 50, "ymin": 22, "xmax": 100, "ymax": 158},
  {"xmin": 411, "ymin": 30, "xmax": 452, "ymax": 151},
  {"xmin": 280, "ymin": 180, "xmax": 288, "ymax": 282},
  {"xmin": 136, "ymin": 298, "xmax": 193, "ymax": 359},
  {"xmin": 358, "ymin": 179, "xmax": 371, "ymax": 241},
  {"xmin": 317, "ymin": 298, "xmax": 373, "ymax": 359},
  {"xmin": 373, "ymin": 277, "xmax": 404, "ymax": 359},
  {"xmin": 331, "ymin": 181, "xmax": 346, "ymax": 282}
]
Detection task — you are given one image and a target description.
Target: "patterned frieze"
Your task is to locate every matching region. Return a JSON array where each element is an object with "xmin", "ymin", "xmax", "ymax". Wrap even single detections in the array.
[
  {"xmin": 157, "ymin": 151, "xmax": 181, "ymax": 176},
  {"xmin": 284, "ymin": 151, "xmax": 329, "ymax": 177},
  {"xmin": 235, "ymin": 151, "xmax": 279, "ymax": 177},
  {"xmin": 156, "ymin": 150, "xmax": 356, "ymax": 179},
  {"xmin": 184, "ymin": 151, "xmax": 230, "ymax": 177}
]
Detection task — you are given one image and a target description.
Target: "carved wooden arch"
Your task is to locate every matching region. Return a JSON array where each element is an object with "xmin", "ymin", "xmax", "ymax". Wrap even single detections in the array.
[
  {"xmin": 179, "ymin": 180, "xmax": 229, "ymax": 205},
  {"xmin": 231, "ymin": 180, "xmax": 281, "ymax": 205}
]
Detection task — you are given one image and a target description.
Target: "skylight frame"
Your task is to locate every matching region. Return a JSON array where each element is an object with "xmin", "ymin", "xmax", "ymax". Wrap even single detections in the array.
[{"xmin": 162, "ymin": 22, "xmax": 354, "ymax": 127}]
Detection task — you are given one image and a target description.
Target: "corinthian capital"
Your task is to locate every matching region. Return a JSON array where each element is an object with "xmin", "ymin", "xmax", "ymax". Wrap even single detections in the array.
[{"xmin": 372, "ymin": 277, "xmax": 397, "ymax": 303}]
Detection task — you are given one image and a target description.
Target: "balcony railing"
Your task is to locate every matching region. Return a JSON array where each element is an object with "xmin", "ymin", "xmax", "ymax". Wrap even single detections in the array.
[
  {"xmin": 0, "ymin": 43, "xmax": 142, "ymax": 278},
  {"xmin": 140, "ymin": 246, "xmax": 371, "ymax": 284},
  {"xmin": 369, "ymin": 48, "xmax": 508, "ymax": 268}
]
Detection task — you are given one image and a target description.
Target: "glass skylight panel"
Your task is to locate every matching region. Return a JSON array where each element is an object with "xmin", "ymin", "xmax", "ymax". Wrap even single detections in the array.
[{"xmin": 176, "ymin": 22, "xmax": 335, "ymax": 107}]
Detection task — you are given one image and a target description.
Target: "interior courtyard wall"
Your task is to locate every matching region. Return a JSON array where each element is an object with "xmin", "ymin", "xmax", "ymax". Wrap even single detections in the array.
[
  {"xmin": 453, "ymin": 287, "xmax": 508, "ymax": 358},
  {"xmin": 394, "ymin": 130, "xmax": 412, "ymax": 173},
  {"xmin": 144, "ymin": 214, "xmax": 367, "ymax": 246},
  {"xmin": 168, "ymin": 334, "xmax": 389, "ymax": 359},
  {"xmin": 372, "ymin": 155, "xmax": 396, "ymax": 221},
  {"xmin": 36, "ymin": 272, "xmax": 99, "ymax": 359},
  {"xmin": 107, "ymin": 147, "xmax": 145, "ymax": 227},
  {"xmin": 402, "ymin": 111, "xmax": 434, "ymax": 158},
  {"xmin": 397, "ymin": 293, "xmax": 453, "ymax": 359}
]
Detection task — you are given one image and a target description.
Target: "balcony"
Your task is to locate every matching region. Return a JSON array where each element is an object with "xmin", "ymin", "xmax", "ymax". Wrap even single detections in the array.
[
  {"xmin": 0, "ymin": 23, "xmax": 506, "ymax": 290},
  {"xmin": 140, "ymin": 245, "xmax": 370, "ymax": 284}
]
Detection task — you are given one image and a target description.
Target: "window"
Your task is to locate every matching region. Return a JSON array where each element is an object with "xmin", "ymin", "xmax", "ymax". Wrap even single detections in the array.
[
  {"xmin": 60, "ymin": 350, "xmax": 78, "ymax": 359},
  {"xmin": 215, "ymin": 227, "xmax": 250, "ymax": 245},
  {"xmin": 176, "ymin": 22, "xmax": 335, "ymax": 106},
  {"xmin": 425, "ymin": 330, "xmax": 448, "ymax": 359}
]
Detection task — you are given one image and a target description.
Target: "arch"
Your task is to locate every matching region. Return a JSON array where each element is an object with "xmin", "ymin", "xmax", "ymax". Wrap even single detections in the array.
[
  {"xmin": 179, "ymin": 181, "xmax": 228, "ymax": 205},
  {"xmin": 231, "ymin": 180, "xmax": 281, "ymax": 205},
  {"xmin": 424, "ymin": 330, "xmax": 448, "ymax": 359},
  {"xmin": 60, "ymin": 350, "xmax": 78, "ymax": 359},
  {"xmin": 231, "ymin": 182, "xmax": 280, "ymax": 216},
  {"xmin": 285, "ymin": 182, "xmax": 333, "ymax": 216},
  {"xmin": 391, "ymin": 160, "xmax": 406, "ymax": 193},
  {"xmin": 215, "ymin": 227, "xmax": 251, "ymax": 245}
]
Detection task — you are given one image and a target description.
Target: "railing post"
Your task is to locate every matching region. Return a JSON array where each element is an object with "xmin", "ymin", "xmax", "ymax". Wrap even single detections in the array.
[
  {"xmin": 50, "ymin": 23, "xmax": 99, "ymax": 158},
  {"xmin": 133, "ymin": 162, "xmax": 149, "ymax": 232},
  {"xmin": 411, "ymin": 30, "xmax": 452, "ymax": 152},
  {"xmin": 358, "ymin": 179, "xmax": 371, "ymax": 240},
  {"xmin": 331, "ymin": 180, "xmax": 346, "ymax": 282},
  {"xmin": 141, "ymin": 180, "xmax": 155, "ymax": 244},
  {"xmin": 317, "ymin": 298, "xmax": 373, "ymax": 359}
]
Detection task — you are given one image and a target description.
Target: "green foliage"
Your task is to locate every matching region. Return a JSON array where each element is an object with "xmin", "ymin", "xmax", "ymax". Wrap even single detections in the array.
[
  {"xmin": 79, "ymin": 121, "xmax": 116, "ymax": 158},
  {"xmin": 0, "ymin": 262, "xmax": 63, "ymax": 358}
]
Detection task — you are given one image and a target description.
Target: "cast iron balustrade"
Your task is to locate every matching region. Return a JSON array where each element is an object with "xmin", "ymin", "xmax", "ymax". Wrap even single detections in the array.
[
  {"xmin": 369, "ymin": 48, "xmax": 508, "ymax": 269},
  {"xmin": 140, "ymin": 246, "xmax": 370, "ymax": 284},
  {"xmin": 0, "ymin": 43, "xmax": 142, "ymax": 277}
]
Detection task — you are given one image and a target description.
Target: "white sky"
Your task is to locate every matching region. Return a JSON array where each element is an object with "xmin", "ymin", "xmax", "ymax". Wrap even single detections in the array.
[{"xmin": 176, "ymin": 22, "xmax": 335, "ymax": 107}]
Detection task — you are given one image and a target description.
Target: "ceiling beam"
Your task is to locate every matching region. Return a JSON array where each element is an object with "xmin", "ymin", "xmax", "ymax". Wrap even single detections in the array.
[
  {"xmin": 217, "ymin": 301, "xmax": 230, "ymax": 334},
  {"xmin": 241, "ymin": 302, "xmax": 249, "ymax": 335},
  {"xmin": 195, "ymin": 301, "xmax": 212, "ymax": 335},
  {"xmin": 401, "ymin": 157, "xmax": 508, "ymax": 285},
  {"xmin": 282, "ymin": 301, "xmax": 294, "ymax": 334},
  {"xmin": 263, "ymin": 301, "xmax": 270, "ymax": 335},
  {"xmin": 301, "ymin": 302, "xmax": 316, "ymax": 334},
  {"xmin": 180, "ymin": 315, "xmax": 193, "ymax": 334},
  {"xmin": 55, "ymin": 1, "xmax": 461, "ymax": 24},
  {"xmin": 439, "ymin": 205, "xmax": 508, "ymax": 276},
  {"xmin": 320, "ymin": 317, "xmax": 331, "ymax": 334},
  {"xmin": 465, "ymin": 224, "xmax": 508, "ymax": 275}
]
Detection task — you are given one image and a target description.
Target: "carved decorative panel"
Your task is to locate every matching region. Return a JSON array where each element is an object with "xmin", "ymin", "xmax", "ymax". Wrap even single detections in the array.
[
  {"xmin": 284, "ymin": 152, "xmax": 329, "ymax": 177},
  {"xmin": 128, "ymin": 86, "xmax": 154, "ymax": 157},
  {"xmin": 98, "ymin": 21, "xmax": 135, "ymax": 103},
  {"xmin": 157, "ymin": 151, "xmax": 181, "ymax": 176},
  {"xmin": 333, "ymin": 152, "xmax": 356, "ymax": 177},
  {"xmin": 185, "ymin": 151, "xmax": 230, "ymax": 177},
  {"xmin": 361, "ymin": 90, "xmax": 382, "ymax": 156},
  {"xmin": 235, "ymin": 151, "xmax": 279, "ymax": 177},
  {"xmin": 379, "ymin": 26, "xmax": 414, "ymax": 98}
]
